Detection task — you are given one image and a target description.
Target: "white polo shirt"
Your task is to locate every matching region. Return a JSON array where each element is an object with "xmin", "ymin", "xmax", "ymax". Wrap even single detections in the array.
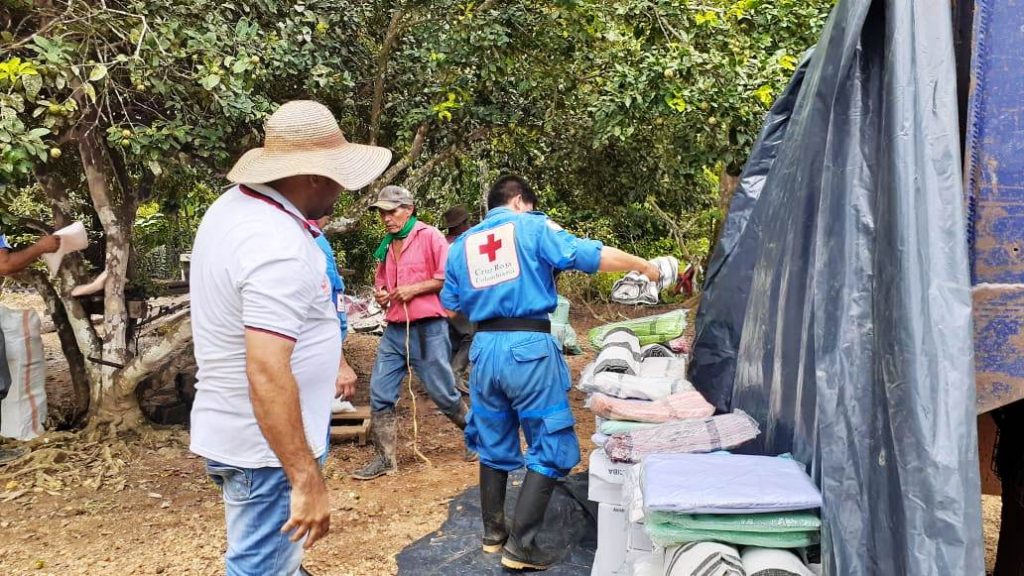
[{"xmin": 189, "ymin": 183, "xmax": 340, "ymax": 468}]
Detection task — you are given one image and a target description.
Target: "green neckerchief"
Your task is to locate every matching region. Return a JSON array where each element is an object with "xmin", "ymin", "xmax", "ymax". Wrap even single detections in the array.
[{"xmin": 373, "ymin": 216, "xmax": 417, "ymax": 261}]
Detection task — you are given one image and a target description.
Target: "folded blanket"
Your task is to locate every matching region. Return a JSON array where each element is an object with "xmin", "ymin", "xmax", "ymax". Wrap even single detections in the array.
[
  {"xmin": 579, "ymin": 363, "xmax": 692, "ymax": 401},
  {"xmin": 612, "ymin": 271, "xmax": 661, "ymax": 306},
  {"xmin": 599, "ymin": 419, "xmax": 661, "ymax": 435},
  {"xmin": 641, "ymin": 344, "xmax": 675, "ymax": 359},
  {"xmin": 638, "ymin": 452, "xmax": 822, "ymax": 514},
  {"xmin": 602, "ymin": 327, "xmax": 641, "ymax": 350},
  {"xmin": 593, "ymin": 345, "xmax": 640, "ymax": 375},
  {"xmin": 664, "ymin": 542, "xmax": 743, "ymax": 576},
  {"xmin": 589, "ymin": 309, "xmax": 688, "ymax": 349},
  {"xmin": 647, "ymin": 523, "xmax": 819, "ymax": 549},
  {"xmin": 647, "ymin": 510, "xmax": 821, "ymax": 533},
  {"xmin": 638, "ymin": 355, "xmax": 683, "ymax": 378},
  {"xmin": 588, "ymin": 391, "xmax": 714, "ymax": 423},
  {"xmin": 604, "ymin": 411, "xmax": 760, "ymax": 463},
  {"xmin": 646, "ymin": 509, "xmax": 821, "ymax": 548}
]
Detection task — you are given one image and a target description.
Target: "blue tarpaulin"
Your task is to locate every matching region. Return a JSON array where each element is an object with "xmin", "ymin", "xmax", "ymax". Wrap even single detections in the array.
[{"xmin": 689, "ymin": 0, "xmax": 984, "ymax": 573}]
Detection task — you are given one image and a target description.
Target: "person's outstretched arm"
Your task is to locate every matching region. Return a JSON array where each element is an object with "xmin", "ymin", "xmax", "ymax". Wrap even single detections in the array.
[{"xmin": 0, "ymin": 235, "xmax": 60, "ymax": 276}]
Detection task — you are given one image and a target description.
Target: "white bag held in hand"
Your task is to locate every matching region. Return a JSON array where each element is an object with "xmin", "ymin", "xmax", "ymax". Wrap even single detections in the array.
[
  {"xmin": 41, "ymin": 221, "xmax": 88, "ymax": 277},
  {"xmin": 610, "ymin": 256, "xmax": 679, "ymax": 306},
  {"xmin": 1, "ymin": 307, "xmax": 47, "ymax": 440}
]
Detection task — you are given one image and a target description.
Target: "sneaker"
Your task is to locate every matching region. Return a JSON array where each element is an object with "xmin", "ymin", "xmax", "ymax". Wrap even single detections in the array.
[{"xmin": 0, "ymin": 446, "xmax": 27, "ymax": 465}]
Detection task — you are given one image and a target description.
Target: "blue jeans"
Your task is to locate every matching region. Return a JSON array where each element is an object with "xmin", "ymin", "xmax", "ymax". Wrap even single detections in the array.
[
  {"xmin": 206, "ymin": 460, "xmax": 303, "ymax": 576},
  {"xmin": 370, "ymin": 318, "xmax": 462, "ymax": 415}
]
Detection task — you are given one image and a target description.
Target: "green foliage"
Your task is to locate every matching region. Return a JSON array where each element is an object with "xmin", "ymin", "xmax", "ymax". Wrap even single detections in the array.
[{"xmin": 0, "ymin": 0, "xmax": 834, "ymax": 292}]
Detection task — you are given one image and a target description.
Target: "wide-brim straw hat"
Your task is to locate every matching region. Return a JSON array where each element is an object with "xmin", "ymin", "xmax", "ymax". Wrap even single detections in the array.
[{"xmin": 227, "ymin": 100, "xmax": 392, "ymax": 191}]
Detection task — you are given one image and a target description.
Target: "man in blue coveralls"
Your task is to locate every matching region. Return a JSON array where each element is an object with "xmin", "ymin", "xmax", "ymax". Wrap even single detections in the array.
[{"xmin": 441, "ymin": 175, "xmax": 663, "ymax": 571}]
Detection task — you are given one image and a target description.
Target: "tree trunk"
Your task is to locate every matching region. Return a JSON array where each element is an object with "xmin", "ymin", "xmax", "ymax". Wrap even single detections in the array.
[
  {"xmin": 37, "ymin": 283, "xmax": 90, "ymax": 426},
  {"xmin": 87, "ymin": 373, "xmax": 145, "ymax": 432},
  {"xmin": 704, "ymin": 166, "xmax": 740, "ymax": 271}
]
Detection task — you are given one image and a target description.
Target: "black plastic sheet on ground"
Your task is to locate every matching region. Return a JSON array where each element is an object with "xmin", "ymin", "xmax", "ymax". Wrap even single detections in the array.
[
  {"xmin": 396, "ymin": 471, "xmax": 597, "ymax": 575},
  {"xmin": 688, "ymin": 0, "xmax": 984, "ymax": 574}
]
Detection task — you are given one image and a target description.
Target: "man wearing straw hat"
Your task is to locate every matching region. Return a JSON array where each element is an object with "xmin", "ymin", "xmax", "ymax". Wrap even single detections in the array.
[{"xmin": 189, "ymin": 100, "xmax": 391, "ymax": 575}]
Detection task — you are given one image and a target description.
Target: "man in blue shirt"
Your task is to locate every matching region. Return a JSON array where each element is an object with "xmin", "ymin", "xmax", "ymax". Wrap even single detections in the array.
[
  {"xmin": 309, "ymin": 217, "xmax": 357, "ymax": 402},
  {"xmin": 441, "ymin": 175, "xmax": 662, "ymax": 571}
]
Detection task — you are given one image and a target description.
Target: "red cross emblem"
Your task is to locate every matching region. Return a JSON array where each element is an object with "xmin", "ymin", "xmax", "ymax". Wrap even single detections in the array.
[{"xmin": 478, "ymin": 233, "xmax": 503, "ymax": 263}]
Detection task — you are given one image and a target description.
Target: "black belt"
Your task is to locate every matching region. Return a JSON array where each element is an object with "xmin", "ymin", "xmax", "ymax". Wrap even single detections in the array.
[{"xmin": 477, "ymin": 318, "xmax": 551, "ymax": 333}]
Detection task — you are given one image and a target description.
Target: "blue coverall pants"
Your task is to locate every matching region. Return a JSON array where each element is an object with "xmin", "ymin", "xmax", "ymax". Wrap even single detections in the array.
[{"xmin": 465, "ymin": 330, "xmax": 580, "ymax": 478}]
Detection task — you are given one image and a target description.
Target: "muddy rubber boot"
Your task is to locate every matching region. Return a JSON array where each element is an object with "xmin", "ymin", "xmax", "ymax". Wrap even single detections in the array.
[
  {"xmin": 480, "ymin": 465, "xmax": 509, "ymax": 553},
  {"xmin": 501, "ymin": 471, "xmax": 559, "ymax": 571},
  {"xmin": 351, "ymin": 409, "xmax": 397, "ymax": 480},
  {"xmin": 446, "ymin": 401, "xmax": 479, "ymax": 462}
]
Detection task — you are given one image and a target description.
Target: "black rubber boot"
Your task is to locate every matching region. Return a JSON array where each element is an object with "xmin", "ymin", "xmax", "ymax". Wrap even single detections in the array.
[
  {"xmin": 480, "ymin": 465, "xmax": 509, "ymax": 553},
  {"xmin": 501, "ymin": 471, "xmax": 559, "ymax": 571}
]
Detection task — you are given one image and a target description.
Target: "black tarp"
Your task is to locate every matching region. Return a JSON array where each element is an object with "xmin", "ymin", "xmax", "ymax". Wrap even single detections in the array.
[
  {"xmin": 396, "ymin": 471, "xmax": 597, "ymax": 575},
  {"xmin": 688, "ymin": 0, "xmax": 984, "ymax": 574}
]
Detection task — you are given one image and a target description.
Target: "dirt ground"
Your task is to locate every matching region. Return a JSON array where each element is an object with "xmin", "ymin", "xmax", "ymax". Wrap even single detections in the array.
[{"xmin": 0, "ymin": 294, "xmax": 1005, "ymax": 575}]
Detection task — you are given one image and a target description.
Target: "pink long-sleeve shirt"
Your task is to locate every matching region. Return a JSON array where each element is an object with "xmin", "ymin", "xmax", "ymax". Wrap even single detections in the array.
[{"xmin": 374, "ymin": 221, "xmax": 449, "ymax": 324}]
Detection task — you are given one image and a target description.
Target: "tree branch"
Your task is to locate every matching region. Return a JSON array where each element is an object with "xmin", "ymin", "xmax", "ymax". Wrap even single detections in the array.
[
  {"xmin": 370, "ymin": 122, "xmax": 429, "ymax": 192},
  {"xmin": 369, "ymin": 9, "xmax": 407, "ymax": 146},
  {"xmin": 28, "ymin": 271, "xmax": 91, "ymax": 425},
  {"xmin": 117, "ymin": 316, "xmax": 192, "ymax": 388},
  {"xmin": 404, "ymin": 127, "xmax": 488, "ymax": 190},
  {"xmin": 646, "ymin": 196, "xmax": 695, "ymax": 262}
]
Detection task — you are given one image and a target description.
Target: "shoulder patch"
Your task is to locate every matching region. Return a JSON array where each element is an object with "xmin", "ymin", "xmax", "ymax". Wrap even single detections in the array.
[
  {"xmin": 546, "ymin": 219, "xmax": 563, "ymax": 232},
  {"xmin": 465, "ymin": 222, "xmax": 521, "ymax": 289}
]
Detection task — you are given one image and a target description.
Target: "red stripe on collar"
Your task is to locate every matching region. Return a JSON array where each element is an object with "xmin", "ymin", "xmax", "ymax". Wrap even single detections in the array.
[{"xmin": 239, "ymin": 185, "xmax": 321, "ymax": 238}]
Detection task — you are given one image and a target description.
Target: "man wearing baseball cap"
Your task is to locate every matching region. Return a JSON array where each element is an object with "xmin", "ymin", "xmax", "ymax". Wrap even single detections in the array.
[
  {"xmin": 352, "ymin": 186, "xmax": 475, "ymax": 480},
  {"xmin": 189, "ymin": 100, "xmax": 391, "ymax": 574}
]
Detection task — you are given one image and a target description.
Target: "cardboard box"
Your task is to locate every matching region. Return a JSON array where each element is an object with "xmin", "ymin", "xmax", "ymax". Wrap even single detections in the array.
[
  {"xmin": 589, "ymin": 449, "xmax": 634, "ymax": 504},
  {"xmin": 592, "ymin": 503, "xmax": 628, "ymax": 576},
  {"xmin": 590, "ymin": 448, "xmax": 633, "ymax": 485},
  {"xmin": 591, "ymin": 548, "xmax": 628, "ymax": 576},
  {"xmin": 589, "ymin": 473, "xmax": 623, "ymax": 505}
]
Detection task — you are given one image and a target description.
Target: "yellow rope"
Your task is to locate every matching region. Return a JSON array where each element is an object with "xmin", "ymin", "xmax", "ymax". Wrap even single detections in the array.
[
  {"xmin": 403, "ymin": 301, "xmax": 431, "ymax": 466},
  {"xmin": 389, "ymin": 241, "xmax": 430, "ymax": 466}
]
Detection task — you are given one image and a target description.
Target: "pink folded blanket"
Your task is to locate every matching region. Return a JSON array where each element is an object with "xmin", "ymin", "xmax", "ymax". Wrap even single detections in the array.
[{"xmin": 588, "ymin": 391, "xmax": 714, "ymax": 423}]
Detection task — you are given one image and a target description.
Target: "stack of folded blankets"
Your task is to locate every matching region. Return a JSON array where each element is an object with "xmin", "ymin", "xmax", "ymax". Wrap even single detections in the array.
[
  {"xmin": 580, "ymin": 328, "xmax": 760, "ymax": 463},
  {"xmin": 620, "ymin": 453, "xmax": 823, "ymax": 576},
  {"xmin": 582, "ymin": 323, "xmax": 763, "ymax": 576}
]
